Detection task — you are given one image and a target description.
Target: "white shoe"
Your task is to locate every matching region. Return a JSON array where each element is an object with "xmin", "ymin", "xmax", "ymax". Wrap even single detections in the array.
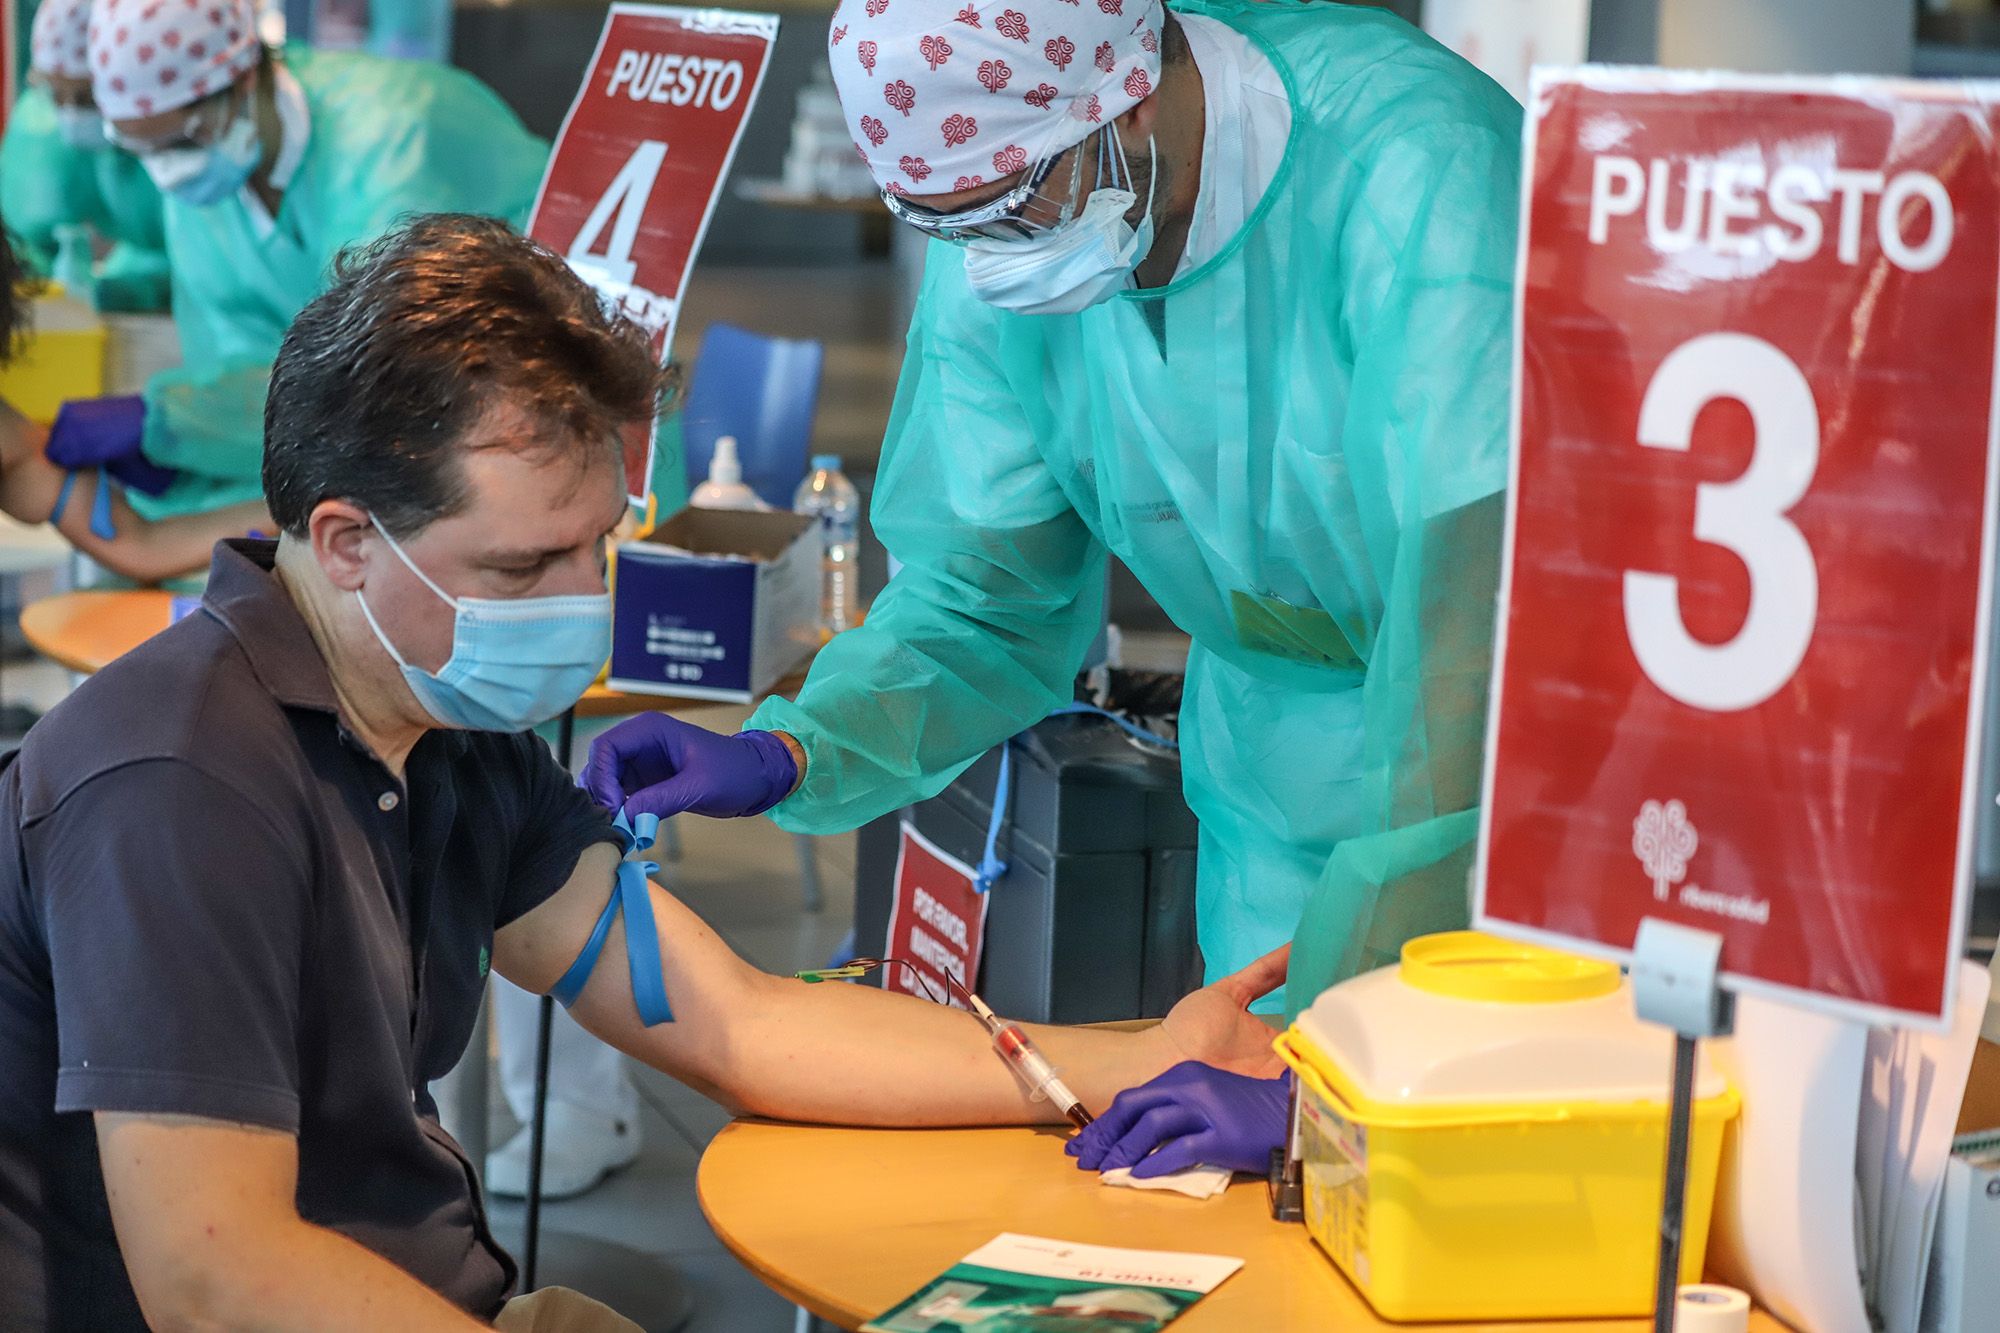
[{"xmin": 484, "ymin": 1104, "xmax": 642, "ymax": 1200}]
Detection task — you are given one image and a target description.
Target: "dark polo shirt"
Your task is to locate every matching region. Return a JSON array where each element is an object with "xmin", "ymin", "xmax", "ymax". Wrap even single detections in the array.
[{"xmin": 0, "ymin": 540, "xmax": 620, "ymax": 1329}]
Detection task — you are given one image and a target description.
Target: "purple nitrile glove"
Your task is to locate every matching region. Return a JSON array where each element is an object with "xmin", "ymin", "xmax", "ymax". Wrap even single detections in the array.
[
  {"xmin": 583, "ymin": 713, "xmax": 798, "ymax": 820},
  {"xmin": 1066, "ymin": 1061, "xmax": 1292, "ymax": 1179},
  {"xmin": 45, "ymin": 396, "xmax": 144, "ymax": 468},
  {"xmin": 44, "ymin": 396, "xmax": 178, "ymax": 496}
]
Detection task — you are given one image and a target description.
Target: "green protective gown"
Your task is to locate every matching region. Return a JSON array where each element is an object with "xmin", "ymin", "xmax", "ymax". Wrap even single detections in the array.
[
  {"xmin": 751, "ymin": 0, "xmax": 1520, "ymax": 1017},
  {"xmin": 136, "ymin": 46, "xmax": 549, "ymax": 517},
  {"xmin": 0, "ymin": 87, "xmax": 173, "ymax": 312},
  {"xmin": 367, "ymin": 0, "xmax": 455, "ymax": 61}
]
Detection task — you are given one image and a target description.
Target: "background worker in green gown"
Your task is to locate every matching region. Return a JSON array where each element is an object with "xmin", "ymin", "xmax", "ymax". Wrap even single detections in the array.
[
  {"xmin": 1, "ymin": 0, "xmax": 171, "ymax": 312},
  {"xmin": 80, "ymin": 0, "xmax": 547, "ymax": 519}
]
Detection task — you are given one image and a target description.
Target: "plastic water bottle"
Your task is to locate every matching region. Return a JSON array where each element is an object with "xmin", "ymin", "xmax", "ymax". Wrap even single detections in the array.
[
  {"xmin": 51, "ymin": 225, "xmax": 96, "ymax": 310},
  {"xmin": 689, "ymin": 437, "xmax": 770, "ymax": 511},
  {"xmin": 794, "ymin": 454, "xmax": 860, "ymax": 634}
]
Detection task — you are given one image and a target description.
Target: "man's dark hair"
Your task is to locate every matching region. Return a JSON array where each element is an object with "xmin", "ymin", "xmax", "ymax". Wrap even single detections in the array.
[
  {"xmin": 264, "ymin": 213, "xmax": 671, "ymax": 538},
  {"xmin": 1161, "ymin": 12, "xmax": 1190, "ymax": 68}
]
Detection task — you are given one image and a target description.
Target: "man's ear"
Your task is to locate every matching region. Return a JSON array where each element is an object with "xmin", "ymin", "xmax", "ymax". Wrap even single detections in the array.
[
  {"xmin": 307, "ymin": 501, "xmax": 376, "ymax": 593},
  {"xmin": 1117, "ymin": 86, "xmax": 1161, "ymax": 142}
]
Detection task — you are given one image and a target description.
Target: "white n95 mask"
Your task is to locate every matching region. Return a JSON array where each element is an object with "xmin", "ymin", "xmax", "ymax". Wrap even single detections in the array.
[
  {"xmin": 356, "ymin": 519, "xmax": 611, "ymax": 733},
  {"xmin": 141, "ymin": 114, "xmax": 261, "ymax": 207},
  {"xmin": 963, "ymin": 133, "xmax": 1158, "ymax": 317}
]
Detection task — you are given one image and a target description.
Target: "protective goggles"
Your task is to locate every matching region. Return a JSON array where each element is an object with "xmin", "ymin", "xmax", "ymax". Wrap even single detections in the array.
[
  {"xmin": 28, "ymin": 71, "xmax": 96, "ymax": 112},
  {"xmin": 103, "ymin": 87, "xmax": 238, "ymax": 156},
  {"xmin": 881, "ymin": 129, "xmax": 1108, "ymax": 245}
]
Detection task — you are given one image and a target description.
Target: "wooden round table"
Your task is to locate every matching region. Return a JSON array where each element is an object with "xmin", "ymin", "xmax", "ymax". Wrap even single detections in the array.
[
  {"xmin": 16, "ymin": 588, "xmax": 804, "ymax": 709},
  {"xmin": 18, "ymin": 588, "xmax": 174, "ymax": 674},
  {"xmin": 697, "ymin": 1119, "xmax": 1792, "ymax": 1332}
]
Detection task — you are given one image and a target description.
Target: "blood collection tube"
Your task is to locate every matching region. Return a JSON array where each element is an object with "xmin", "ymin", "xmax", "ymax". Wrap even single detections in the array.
[{"xmin": 970, "ymin": 994, "xmax": 1094, "ymax": 1129}]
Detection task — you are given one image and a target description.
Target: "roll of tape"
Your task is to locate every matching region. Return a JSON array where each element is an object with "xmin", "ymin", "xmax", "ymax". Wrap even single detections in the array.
[{"xmin": 1676, "ymin": 1284, "xmax": 1750, "ymax": 1333}]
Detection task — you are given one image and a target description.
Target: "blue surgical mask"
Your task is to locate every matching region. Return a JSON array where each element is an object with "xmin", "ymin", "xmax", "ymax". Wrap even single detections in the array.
[
  {"xmin": 962, "ymin": 131, "xmax": 1158, "ymax": 317},
  {"xmin": 355, "ymin": 519, "xmax": 612, "ymax": 733},
  {"xmin": 141, "ymin": 113, "xmax": 261, "ymax": 207}
]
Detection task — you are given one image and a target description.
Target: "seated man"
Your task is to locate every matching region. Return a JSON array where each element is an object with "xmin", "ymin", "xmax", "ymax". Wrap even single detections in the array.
[{"xmin": 0, "ymin": 213, "xmax": 1285, "ymax": 1332}]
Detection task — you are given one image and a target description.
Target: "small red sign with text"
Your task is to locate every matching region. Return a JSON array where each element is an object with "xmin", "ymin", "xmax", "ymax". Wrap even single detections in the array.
[{"xmin": 885, "ymin": 824, "xmax": 991, "ymax": 1010}]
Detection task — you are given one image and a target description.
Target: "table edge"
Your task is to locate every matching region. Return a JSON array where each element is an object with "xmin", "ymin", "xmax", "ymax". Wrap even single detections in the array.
[
  {"xmin": 696, "ymin": 1121, "xmax": 867, "ymax": 1329},
  {"xmin": 19, "ymin": 589, "xmax": 176, "ymax": 675}
]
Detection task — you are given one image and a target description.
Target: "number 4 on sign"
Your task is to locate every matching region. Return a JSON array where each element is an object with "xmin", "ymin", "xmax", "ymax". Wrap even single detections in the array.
[
  {"xmin": 1624, "ymin": 332, "xmax": 1821, "ymax": 714},
  {"xmin": 568, "ymin": 140, "xmax": 669, "ymax": 293}
]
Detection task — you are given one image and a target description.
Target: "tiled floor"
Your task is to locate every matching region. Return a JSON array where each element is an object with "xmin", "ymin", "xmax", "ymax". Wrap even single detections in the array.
[
  {"xmin": 482, "ymin": 705, "xmax": 858, "ymax": 1333},
  {"xmin": 0, "ymin": 649, "xmax": 82, "ymax": 743}
]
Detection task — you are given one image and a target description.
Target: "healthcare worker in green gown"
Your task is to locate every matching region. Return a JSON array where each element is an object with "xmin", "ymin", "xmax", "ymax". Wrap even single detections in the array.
[
  {"xmin": 83, "ymin": 0, "xmax": 548, "ymax": 518},
  {"xmin": 1, "ymin": 0, "xmax": 171, "ymax": 312},
  {"xmin": 589, "ymin": 0, "xmax": 1518, "ymax": 1136}
]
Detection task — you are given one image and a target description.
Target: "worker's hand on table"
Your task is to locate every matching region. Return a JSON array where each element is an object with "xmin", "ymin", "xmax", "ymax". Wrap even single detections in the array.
[
  {"xmin": 584, "ymin": 713, "xmax": 799, "ymax": 819},
  {"xmin": 1066, "ymin": 1063, "xmax": 1292, "ymax": 1179},
  {"xmin": 1150, "ymin": 943, "xmax": 1290, "ymax": 1081},
  {"xmin": 1064, "ymin": 945, "xmax": 1291, "ymax": 1177}
]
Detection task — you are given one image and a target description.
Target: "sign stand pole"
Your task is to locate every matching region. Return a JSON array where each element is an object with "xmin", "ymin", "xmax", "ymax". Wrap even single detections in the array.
[
  {"xmin": 1629, "ymin": 919, "xmax": 1734, "ymax": 1332},
  {"xmin": 523, "ymin": 704, "xmax": 578, "ymax": 1291}
]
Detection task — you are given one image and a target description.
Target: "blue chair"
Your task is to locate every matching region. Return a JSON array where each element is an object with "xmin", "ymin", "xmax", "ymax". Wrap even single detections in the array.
[{"xmin": 681, "ymin": 323, "xmax": 827, "ymax": 511}]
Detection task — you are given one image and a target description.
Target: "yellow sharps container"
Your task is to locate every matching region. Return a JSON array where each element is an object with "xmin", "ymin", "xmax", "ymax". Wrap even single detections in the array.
[
  {"xmin": 0, "ymin": 285, "xmax": 107, "ymax": 425},
  {"xmin": 1274, "ymin": 931, "xmax": 1739, "ymax": 1322}
]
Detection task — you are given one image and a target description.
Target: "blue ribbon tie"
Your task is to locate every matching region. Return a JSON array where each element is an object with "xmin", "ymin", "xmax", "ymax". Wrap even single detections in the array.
[
  {"xmin": 50, "ymin": 466, "xmax": 117, "ymax": 541},
  {"xmin": 547, "ymin": 810, "xmax": 675, "ymax": 1025}
]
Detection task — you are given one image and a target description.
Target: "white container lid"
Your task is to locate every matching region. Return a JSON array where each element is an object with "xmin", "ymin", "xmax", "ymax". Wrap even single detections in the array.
[{"xmin": 1294, "ymin": 933, "xmax": 1727, "ymax": 1110}]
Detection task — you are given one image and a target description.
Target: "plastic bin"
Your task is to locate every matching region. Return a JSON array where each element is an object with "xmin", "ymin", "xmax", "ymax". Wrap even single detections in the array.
[
  {"xmin": 0, "ymin": 288, "xmax": 106, "ymax": 425},
  {"xmin": 1274, "ymin": 931, "xmax": 1739, "ymax": 1322}
]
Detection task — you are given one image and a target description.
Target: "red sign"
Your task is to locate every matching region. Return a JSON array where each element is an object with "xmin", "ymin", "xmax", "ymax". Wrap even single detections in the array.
[
  {"xmin": 885, "ymin": 824, "xmax": 990, "ymax": 1010},
  {"xmin": 528, "ymin": 4, "xmax": 778, "ymax": 506},
  {"xmin": 1477, "ymin": 71, "xmax": 2000, "ymax": 1028}
]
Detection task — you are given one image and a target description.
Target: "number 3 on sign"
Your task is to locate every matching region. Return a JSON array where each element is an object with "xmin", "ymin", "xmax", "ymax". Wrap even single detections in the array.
[
  {"xmin": 567, "ymin": 140, "xmax": 669, "ymax": 292},
  {"xmin": 1623, "ymin": 333, "xmax": 1821, "ymax": 712}
]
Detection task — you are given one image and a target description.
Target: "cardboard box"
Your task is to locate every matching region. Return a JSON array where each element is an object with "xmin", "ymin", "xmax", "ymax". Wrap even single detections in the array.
[{"xmin": 609, "ymin": 507, "xmax": 820, "ymax": 703}]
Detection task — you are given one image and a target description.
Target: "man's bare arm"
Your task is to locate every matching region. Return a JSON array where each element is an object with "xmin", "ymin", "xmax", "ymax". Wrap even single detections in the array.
[
  {"xmin": 0, "ymin": 398, "xmax": 269, "ymax": 581},
  {"xmin": 96, "ymin": 1113, "xmax": 488, "ymax": 1332},
  {"xmin": 494, "ymin": 844, "xmax": 1285, "ymax": 1127}
]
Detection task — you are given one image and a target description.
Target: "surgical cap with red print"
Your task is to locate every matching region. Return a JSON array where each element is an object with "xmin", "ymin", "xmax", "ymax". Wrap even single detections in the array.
[
  {"xmin": 830, "ymin": 0, "xmax": 1164, "ymax": 195},
  {"xmin": 89, "ymin": 0, "xmax": 261, "ymax": 122}
]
